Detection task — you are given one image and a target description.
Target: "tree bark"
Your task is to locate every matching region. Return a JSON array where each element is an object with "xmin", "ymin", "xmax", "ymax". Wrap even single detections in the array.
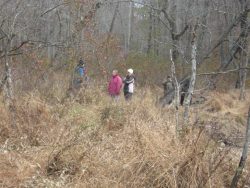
[
  {"xmin": 147, "ymin": 4, "xmax": 153, "ymax": 54},
  {"xmin": 4, "ymin": 39, "xmax": 14, "ymax": 108},
  {"xmin": 239, "ymin": 52, "xmax": 248, "ymax": 100},
  {"xmin": 0, "ymin": 75, "xmax": 7, "ymax": 93},
  {"xmin": 204, "ymin": 7, "xmax": 250, "ymax": 60},
  {"xmin": 239, "ymin": 1, "xmax": 249, "ymax": 100},
  {"xmin": 108, "ymin": 3, "xmax": 119, "ymax": 35},
  {"xmin": 230, "ymin": 106, "xmax": 250, "ymax": 188},
  {"xmin": 184, "ymin": 26, "xmax": 197, "ymax": 122},
  {"xmin": 153, "ymin": 1, "xmax": 160, "ymax": 56},
  {"xmin": 161, "ymin": 1, "xmax": 188, "ymax": 62},
  {"xmin": 106, "ymin": 2, "xmax": 120, "ymax": 50},
  {"xmin": 170, "ymin": 49, "xmax": 181, "ymax": 136},
  {"xmin": 127, "ymin": 1, "xmax": 133, "ymax": 53}
]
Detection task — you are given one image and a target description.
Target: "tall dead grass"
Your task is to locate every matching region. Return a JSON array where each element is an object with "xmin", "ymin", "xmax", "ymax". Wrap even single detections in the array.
[{"xmin": 0, "ymin": 87, "xmax": 249, "ymax": 187}]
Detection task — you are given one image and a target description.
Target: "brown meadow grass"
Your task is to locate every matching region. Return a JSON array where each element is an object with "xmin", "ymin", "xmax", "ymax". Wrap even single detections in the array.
[{"xmin": 0, "ymin": 84, "xmax": 249, "ymax": 187}]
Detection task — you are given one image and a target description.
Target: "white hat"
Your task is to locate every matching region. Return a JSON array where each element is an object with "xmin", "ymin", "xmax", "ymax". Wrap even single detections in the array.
[{"xmin": 127, "ymin": 69, "xmax": 133, "ymax": 74}]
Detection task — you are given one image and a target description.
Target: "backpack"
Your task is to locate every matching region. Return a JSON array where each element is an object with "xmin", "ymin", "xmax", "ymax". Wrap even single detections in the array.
[{"xmin": 76, "ymin": 65, "xmax": 85, "ymax": 77}]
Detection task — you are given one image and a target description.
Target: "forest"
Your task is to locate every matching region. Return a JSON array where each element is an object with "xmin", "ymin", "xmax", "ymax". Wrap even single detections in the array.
[{"xmin": 0, "ymin": 0, "xmax": 250, "ymax": 187}]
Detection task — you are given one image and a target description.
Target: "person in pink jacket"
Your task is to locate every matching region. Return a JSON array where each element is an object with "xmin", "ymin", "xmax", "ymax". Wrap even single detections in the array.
[{"xmin": 108, "ymin": 70, "xmax": 123, "ymax": 100}]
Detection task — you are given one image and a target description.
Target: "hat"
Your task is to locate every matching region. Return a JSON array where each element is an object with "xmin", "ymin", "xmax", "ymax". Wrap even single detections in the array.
[
  {"xmin": 127, "ymin": 69, "xmax": 133, "ymax": 74},
  {"xmin": 79, "ymin": 59, "xmax": 84, "ymax": 65}
]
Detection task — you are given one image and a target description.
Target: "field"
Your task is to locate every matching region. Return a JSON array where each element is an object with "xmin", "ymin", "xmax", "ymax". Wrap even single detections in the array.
[{"xmin": 0, "ymin": 85, "xmax": 249, "ymax": 187}]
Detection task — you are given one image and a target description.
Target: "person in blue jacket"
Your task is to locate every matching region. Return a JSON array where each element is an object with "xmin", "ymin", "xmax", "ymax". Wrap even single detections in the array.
[{"xmin": 73, "ymin": 59, "xmax": 87, "ymax": 89}]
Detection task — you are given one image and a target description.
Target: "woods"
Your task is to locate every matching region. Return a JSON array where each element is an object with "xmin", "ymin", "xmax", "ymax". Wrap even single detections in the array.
[
  {"xmin": 1, "ymin": 0, "xmax": 249, "ymax": 102},
  {"xmin": 0, "ymin": 0, "xmax": 250, "ymax": 187}
]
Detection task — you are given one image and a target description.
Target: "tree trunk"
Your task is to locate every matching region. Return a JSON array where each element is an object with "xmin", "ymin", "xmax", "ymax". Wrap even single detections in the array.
[
  {"xmin": 239, "ymin": 46, "xmax": 248, "ymax": 100},
  {"xmin": 170, "ymin": 50, "xmax": 181, "ymax": 136},
  {"xmin": 239, "ymin": 1, "xmax": 249, "ymax": 100},
  {"xmin": 220, "ymin": 42, "xmax": 226, "ymax": 66},
  {"xmin": 153, "ymin": 0, "xmax": 160, "ymax": 56},
  {"xmin": 108, "ymin": 3, "xmax": 119, "ymax": 35},
  {"xmin": 4, "ymin": 40, "xmax": 14, "ymax": 107},
  {"xmin": 107, "ymin": 3, "xmax": 120, "ymax": 48},
  {"xmin": 0, "ymin": 76, "xmax": 7, "ymax": 93},
  {"xmin": 184, "ymin": 27, "xmax": 197, "ymax": 122},
  {"xmin": 171, "ymin": 28, "xmax": 178, "ymax": 61},
  {"xmin": 230, "ymin": 106, "xmax": 250, "ymax": 188},
  {"xmin": 4, "ymin": 39, "xmax": 16, "ymax": 129},
  {"xmin": 127, "ymin": 1, "xmax": 133, "ymax": 53},
  {"xmin": 197, "ymin": 0, "xmax": 209, "ymax": 64},
  {"xmin": 147, "ymin": 7, "xmax": 153, "ymax": 54}
]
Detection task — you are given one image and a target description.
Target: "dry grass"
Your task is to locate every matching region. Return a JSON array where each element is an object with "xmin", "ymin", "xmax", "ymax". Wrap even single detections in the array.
[{"xmin": 0, "ymin": 87, "xmax": 249, "ymax": 188}]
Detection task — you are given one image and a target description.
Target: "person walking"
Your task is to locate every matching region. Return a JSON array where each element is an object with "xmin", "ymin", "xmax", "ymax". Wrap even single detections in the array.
[
  {"xmin": 161, "ymin": 75, "xmax": 175, "ymax": 105},
  {"xmin": 180, "ymin": 78, "xmax": 190, "ymax": 106},
  {"xmin": 123, "ymin": 69, "xmax": 135, "ymax": 101},
  {"xmin": 73, "ymin": 58, "xmax": 87, "ymax": 89},
  {"xmin": 108, "ymin": 70, "xmax": 123, "ymax": 100}
]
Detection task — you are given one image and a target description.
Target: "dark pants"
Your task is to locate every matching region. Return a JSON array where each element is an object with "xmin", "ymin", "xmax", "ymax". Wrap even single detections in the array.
[
  {"xmin": 73, "ymin": 79, "xmax": 83, "ymax": 90},
  {"xmin": 180, "ymin": 93, "xmax": 185, "ymax": 106},
  {"xmin": 124, "ymin": 92, "xmax": 133, "ymax": 101}
]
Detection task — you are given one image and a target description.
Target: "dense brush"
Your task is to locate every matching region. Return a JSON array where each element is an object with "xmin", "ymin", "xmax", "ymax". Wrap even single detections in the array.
[{"xmin": 0, "ymin": 87, "xmax": 249, "ymax": 187}]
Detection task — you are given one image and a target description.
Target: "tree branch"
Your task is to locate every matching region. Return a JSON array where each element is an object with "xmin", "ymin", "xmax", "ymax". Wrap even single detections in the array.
[
  {"xmin": 151, "ymin": 13, "xmax": 171, "ymax": 31},
  {"xmin": 112, "ymin": 0, "xmax": 175, "ymax": 27},
  {"xmin": 9, "ymin": 40, "xmax": 29, "ymax": 52},
  {"xmin": 174, "ymin": 25, "xmax": 189, "ymax": 40},
  {"xmin": 160, "ymin": 9, "xmax": 175, "ymax": 28},
  {"xmin": 197, "ymin": 67, "xmax": 250, "ymax": 76},
  {"xmin": 41, "ymin": 2, "xmax": 69, "ymax": 17},
  {"xmin": 204, "ymin": 8, "xmax": 250, "ymax": 60}
]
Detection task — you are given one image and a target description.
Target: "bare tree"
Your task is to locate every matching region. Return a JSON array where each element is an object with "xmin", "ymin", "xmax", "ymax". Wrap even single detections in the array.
[
  {"xmin": 147, "ymin": 1, "xmax": 153, "ymax": 54},
  {"xmin": 127, "ymin": 1, "xmax": 133, "ymax": 53},
  {"xmin": 170, "ymin": 49, "xmax": 181, "ymax": 136},
  {"xmin": 238, "ymin": 0, "xmax": 249, "ymax": 100},
  {"xmin": 184, "ymin": 25, "xmax": 198, "ymax": 122},
  {"xmin": 230, "ymin": 106, "xmax": 250, "ymax": 188}
]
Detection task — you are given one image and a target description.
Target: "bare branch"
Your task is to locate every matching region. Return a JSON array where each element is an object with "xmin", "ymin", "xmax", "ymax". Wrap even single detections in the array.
[
  {"xmin": 174, "ymin": 25, "xmax": 189, "ymax": 40},
  {"xmin": 151, "ymin": 14, "xmax": 171, "ymax": 31},
  {"xmin": 204, "ymin": 8, "xmax": 250, "ymax": 59},
  {"xmin": 160, "ymin": 9, "xmax": 175, "ymax": 28},
  {"xmin": 197, "ymin": 67, "xmax": 250, "ymax": 76},
  {"xmin": 41, "ymin": 2, "xmax": 69, "ymax": 17},
  {"xmin": 10, "ymin": 41, "xmax": 29, "ymax": 52}
]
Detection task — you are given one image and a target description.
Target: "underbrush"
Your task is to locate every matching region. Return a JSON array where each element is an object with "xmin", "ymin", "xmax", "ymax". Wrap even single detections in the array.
[{"xmin": 0, "ymin": 88, "xmax": 249, "ymax": 187}]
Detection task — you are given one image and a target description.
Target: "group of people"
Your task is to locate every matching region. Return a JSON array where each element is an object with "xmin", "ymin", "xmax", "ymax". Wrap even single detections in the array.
[
  {"xmin": 73, "ymin": 59, "xmax": 135, "ymax": 101},
  {"xmin": 108, "ymin": 69, "xmax": 135, "ymax": 101},
  {"xmin": 72, "ymin": 59, "xmax": 191, "ymax": 105}
]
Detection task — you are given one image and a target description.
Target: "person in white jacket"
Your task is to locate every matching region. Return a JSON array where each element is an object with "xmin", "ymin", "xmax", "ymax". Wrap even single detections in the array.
[{"xmin": 123, "ymin": 69, "xmax": 135, "ymax": 101}]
